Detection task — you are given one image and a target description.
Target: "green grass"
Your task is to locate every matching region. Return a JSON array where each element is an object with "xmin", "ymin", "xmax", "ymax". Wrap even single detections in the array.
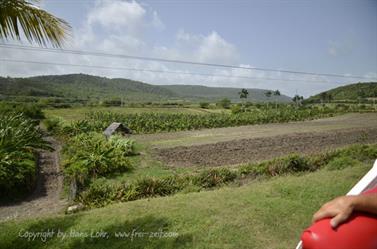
[
  {"xmin": 0, "ymin": 163, "xmax": 371, "ymax": 249},
  {"xmin": 45, "ymin": 107, "xmax": 228, "ymax": 122}
]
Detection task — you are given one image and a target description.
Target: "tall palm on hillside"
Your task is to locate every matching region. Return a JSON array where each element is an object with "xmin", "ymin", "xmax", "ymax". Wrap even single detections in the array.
[{"xmin": 0, "ymin": 0, "xmax": 71, "ymax": 47}]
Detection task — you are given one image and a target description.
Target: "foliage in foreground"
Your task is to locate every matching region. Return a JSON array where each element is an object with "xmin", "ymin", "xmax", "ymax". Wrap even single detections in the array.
[
  {"xmin": 77, "ymin": 144, "xmax": 377, "ymax": 208},
  {"xmin": 0, "ymin": 113, "xmax": 51, "ymax": 199}
]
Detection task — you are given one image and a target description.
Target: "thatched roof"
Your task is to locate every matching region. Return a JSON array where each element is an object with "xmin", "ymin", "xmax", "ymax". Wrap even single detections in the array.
[{"xmin": 103, "ymin": 122, "xmax": 132, "ymax": 138}]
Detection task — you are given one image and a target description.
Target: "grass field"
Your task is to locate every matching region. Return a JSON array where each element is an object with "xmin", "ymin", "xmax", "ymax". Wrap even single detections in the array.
[
  {"xmin": 0, "ymin": 163, "xmax": 371, "ymax": 249},
  {"xmin": 44, "ymin": 107, "xmax": 228, "ymax": 121}
]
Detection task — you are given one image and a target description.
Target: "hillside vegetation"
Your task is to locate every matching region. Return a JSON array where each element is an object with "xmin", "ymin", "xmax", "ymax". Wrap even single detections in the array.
[
  {"xmin": 0, "ymin": 74, "xmax": 291, "ymax": 103},
  {"xmin": 161, "ymin": 84, "xmax": 291, "ymax": 102},
  {"xmin": 306, "ymin": 82, "xmax": 377, "ymax": 103}
]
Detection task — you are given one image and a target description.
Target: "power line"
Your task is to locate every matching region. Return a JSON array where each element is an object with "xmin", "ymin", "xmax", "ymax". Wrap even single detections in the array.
[
  {"xmin": 0, "ymin": 58, "xmax": 334, "ymax": 83},
  {"xmin": 1, "ymin": 43, "xmax": 375, "ymax": 80}
]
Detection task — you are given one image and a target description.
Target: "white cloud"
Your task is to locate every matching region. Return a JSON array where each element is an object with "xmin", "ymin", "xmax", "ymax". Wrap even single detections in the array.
[
  {"xmin": 87, "ymin": 0, "xmax": 146, "ymax": 34},
  {"xmin": 153, "ymin": 30, "xmax": 239, "ymax": 65},
  {"xmin": 198, "ymin": 31, "xmax": 238, "ymax": 64},
  {"xmin": 328, "ymin": 40, "xmax": 354, "ymax": 57}
]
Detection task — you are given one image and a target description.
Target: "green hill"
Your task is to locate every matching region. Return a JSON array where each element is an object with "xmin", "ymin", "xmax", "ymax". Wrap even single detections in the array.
[
  {"xmin": 306, "ymin": 82, "xmax": 377, "ymax": 103},
  {"xmin": 0, "ymin": 74, "xmax": 177, "ymax": 102},
  {"xmin": 0, "ymin": 74, "xmax": 291, "ymax": 103}
]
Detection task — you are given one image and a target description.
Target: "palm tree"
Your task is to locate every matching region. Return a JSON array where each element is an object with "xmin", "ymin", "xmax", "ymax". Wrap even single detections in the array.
[
  {"xmin": 264, "ymin": 90, "xmax": 272, "ymax": 108},
  {"xmin": 0, "ymin": 0, "xmax": 71, "ymax": 47},
  {"xmin": 292, "ymin": 94, "xmax": 304, "ymax": 107},
  {"xmin": 273, "ymin": 90, "xmax": 281, "ymax": 109},
  {"xmin": 238, "ymin": 88, "xmax": 249, "ymax": 111},
  {"xmin": 238, "ymin": 88, "xmax": 249, "ymax": 99}
]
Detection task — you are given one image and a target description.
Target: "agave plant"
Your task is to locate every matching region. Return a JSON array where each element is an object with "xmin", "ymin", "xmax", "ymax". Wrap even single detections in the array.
[
  {"xmin": 0, "ymin": 113, "xmax": 52, "ymax": 153},
  {"xmin": 0, "ymin": 113, "xmax": 51, "ymax": 196}
]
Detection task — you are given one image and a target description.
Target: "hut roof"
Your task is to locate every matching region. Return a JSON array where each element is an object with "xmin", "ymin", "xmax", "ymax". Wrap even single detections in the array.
[{"xmin": 103, "ymin": 122, "xmax": 132, "ymax": 138}]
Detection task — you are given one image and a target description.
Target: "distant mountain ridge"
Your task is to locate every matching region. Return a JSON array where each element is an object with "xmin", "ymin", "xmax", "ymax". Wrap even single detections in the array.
[
  {"xmin": 0, "ymin": 73, "xmax": 292, "ymax": 102},
  {"xmin": 306, "ymin": 82, "xmax": 377, "ymax": 102}
]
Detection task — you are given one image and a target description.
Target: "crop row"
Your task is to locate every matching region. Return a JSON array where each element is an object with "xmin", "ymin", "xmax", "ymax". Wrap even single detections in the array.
[{"xmin": 57, "ymin": 106, "xmax": 343, "ymax": 135}]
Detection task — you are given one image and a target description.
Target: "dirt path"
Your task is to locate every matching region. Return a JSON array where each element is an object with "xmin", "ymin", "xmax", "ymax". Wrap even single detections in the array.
[
  {"xmin": 0, "ymin": 137, "xmax": 67, "ymax": 222},
  {"xmin": 156, "ymin": 127, "xmax": 377, "ymax": 167},
  {"xmin": 135, "ymin": 113, "xmax": 377, "ymax": 148}
]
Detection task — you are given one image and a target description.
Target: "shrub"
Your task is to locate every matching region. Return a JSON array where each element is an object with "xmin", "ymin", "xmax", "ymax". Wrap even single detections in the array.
[
  {"xmin": 193, "ymin": 168, "xmax": 238, "ymax": 188},
  {"xmin": 231, "ymin": 104, "xmax": 242, "ymax": 114},
  {"xmin": 217, "ymin": 98, "xmax": 231, "ymax": 109},
  {"xmin": 63, "ymin": 133, "xmax": 133, "ymax": 187},
  {"xmin": 134, "ymin": 176, "xmax": 183, "ymax": 198},
  {"xmin": 326, "ymin": 156, "xmax": 361, "ymax": 171},
  {"xmin": 43, "ymin": 116, "xmax": 64, "ymax": 133},
  {"xmin": 108, "ymin": 135, "xmax": 136, "ymax": 156},
  {"xmin": 77, "ymin": 178, "xmax": 116, "ymax": 207},
  {"xmin": 199, "ymin": 102, "xmax": 210, "ymax": 109}
]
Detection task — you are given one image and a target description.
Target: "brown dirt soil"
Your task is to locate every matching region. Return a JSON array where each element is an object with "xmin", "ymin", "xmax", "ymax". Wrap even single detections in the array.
[
  {"xmin": 155, "ymin": 128, "xmax": 377, "ymax": 167},
  {"xmin": 0, "ymin": 137, "xmax": 67, "ymax": 222}
]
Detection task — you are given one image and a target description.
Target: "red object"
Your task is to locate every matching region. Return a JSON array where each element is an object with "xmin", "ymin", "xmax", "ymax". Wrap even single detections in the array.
[{"xmin": 301, "ymin": 187, "xmax": 377, "ymax": 249}]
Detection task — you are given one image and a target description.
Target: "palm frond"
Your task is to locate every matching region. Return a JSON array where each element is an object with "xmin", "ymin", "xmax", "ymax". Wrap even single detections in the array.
[{"xmin": 0, "ymin": 0, "xmax": 71, "ymax": 47}]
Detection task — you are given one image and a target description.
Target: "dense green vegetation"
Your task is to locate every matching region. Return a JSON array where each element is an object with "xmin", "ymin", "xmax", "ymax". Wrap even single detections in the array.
[
  {"xmin": 76, "ymin": 144, "xmax": 377, "ymax": 208},
  {"xmin": 0, "ymin": 102, "xmax": 44, "ymax": 121},
  {"xmin": 44, "ymin": 106, "xmax": 227, "ymax": 122},
  {"xmin": 0, "ymin": 113, "xmax": 51, "ymax": 199},
  {"xmin": 161, "ymin": 84, "xmax": 291, "ymax": 102},
  {"xmin": 0, "ymin": 160, "xmax": 372, "ymax": 249},
  {"xmin": 0, "ymin": 74, "xmax": 291, "ymax": 104},
  {"xmin": 52, "ymin": 105, "xmax": 350, "ymax": 135},
  {"xmin": 63, "ymin": 133, "xmax": 135, "ymax": 194},
  {"xmin": 306, "ymin": 82, "xmax": 377, "ymax": 103}
]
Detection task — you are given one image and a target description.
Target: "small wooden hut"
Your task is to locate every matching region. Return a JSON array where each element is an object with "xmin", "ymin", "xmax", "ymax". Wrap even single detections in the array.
[{"xmin": 103, "ymin": 122, "xmax": 132, "ymax": 138}]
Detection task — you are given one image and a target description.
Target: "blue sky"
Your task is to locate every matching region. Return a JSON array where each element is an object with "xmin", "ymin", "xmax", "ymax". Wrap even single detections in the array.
[{"xmin": 1, "ymin": 0, "xmax": 376, "ymax": 97}]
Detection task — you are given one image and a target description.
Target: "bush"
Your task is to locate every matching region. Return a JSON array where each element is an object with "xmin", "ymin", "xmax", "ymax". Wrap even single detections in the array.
[
  {"xmin": 231, "ymin": 104, "xmax": 242, "ymax": 114},
  {"xmin": 266, "ymin": 155, "xmax": 311, "ymax": 176},
  {"xmin": 326, "ymin": 156, "xmax": 361, "ymax": 171},
  {"xmin": 199, "ymin": 102, "xmax": 210, "ymax": 109},
  {"xmin": 217, "ymin": 98, "xmax": 231, "ymax": 109},
  {"xmin": 63, "ymin": 133, "xmax": 133, "ymax": 188},
  {"xmin": 108, "ymin": 135, "xmax": 136, "ymax": 156},
  {"xmin": 77, "ymin": 178, "xmax": 116, "ymax": 207},
  {"xmin": 193, "ymin": 168, "xmax": 238, "ymax": 188},
  {"xmin": 43, "ymin": 116, "xmax": 64, "ymax": 133}
]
